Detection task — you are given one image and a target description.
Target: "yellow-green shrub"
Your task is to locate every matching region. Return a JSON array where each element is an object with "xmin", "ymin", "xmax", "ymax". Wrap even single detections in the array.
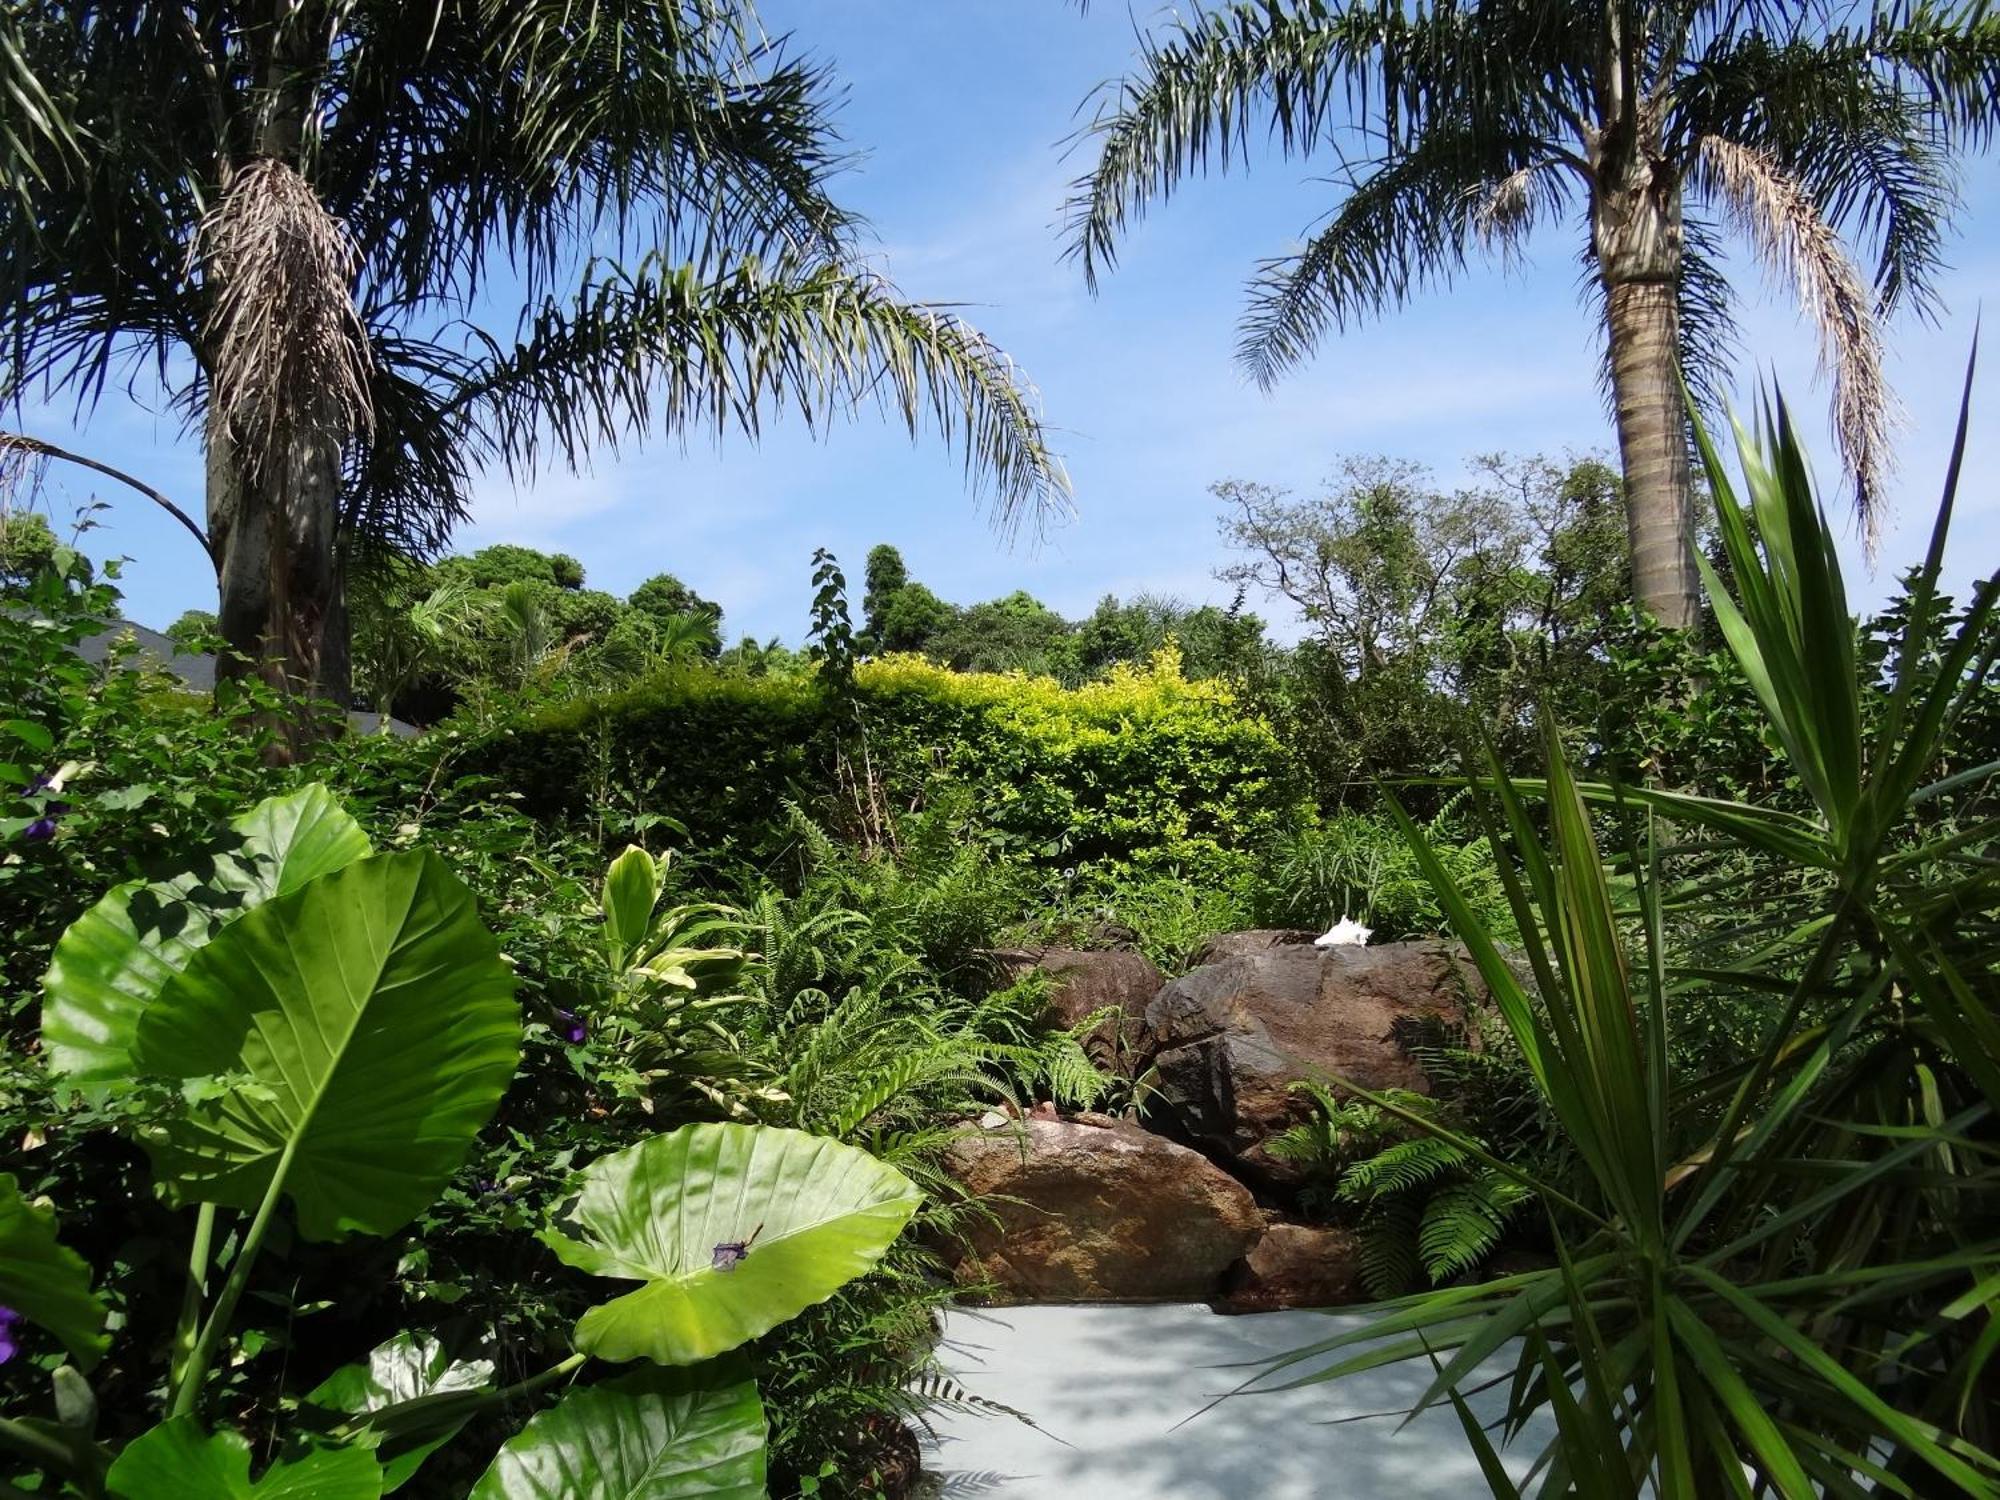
[{"xmin": 477, "ymin": 647, "xmax": 1307, "ymax": 882}]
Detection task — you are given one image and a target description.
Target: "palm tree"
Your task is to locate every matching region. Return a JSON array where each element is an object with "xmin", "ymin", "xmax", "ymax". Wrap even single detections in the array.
[
  {"xmin": 1065, "ymin": 0, "xmax": 1999, "ymax": 625},
  {"xmin": 1, "ymin": 2, "xmax": 1068, "ymax": 745}
]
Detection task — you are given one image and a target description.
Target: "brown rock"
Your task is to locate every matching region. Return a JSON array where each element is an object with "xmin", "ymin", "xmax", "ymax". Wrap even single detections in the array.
[
  {"xmin": 945, "ymin": 1117, "xmax": 1262, "ymax": 1302},
  {"xmin": 1215, "ymin": 1220, "xmax": 1370, "ymax": 1313},
  {"xmin": 1188, "ymin": 929, "xmax": 1320, "ymax": 967},
  {"xmin": 986, "ymin": 947, "xmax": 1166, "ymax": 1069},
  {"xmin": 1142, "ymin": 939, "xmax": 1480, "ymax": 1188}
]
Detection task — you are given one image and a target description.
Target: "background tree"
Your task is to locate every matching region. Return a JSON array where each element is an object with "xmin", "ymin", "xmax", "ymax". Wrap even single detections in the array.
[
  {"xmin": 164, "ymin": 610, "xmax": 220, "ymax": 648},
  {"xmin": 859, "ymin": 543, "xmax": 911, "ymax": 650},
  {"xmin": 439, "ymin": 544, "xmax": 587, "ymax": 593},
  {"xmin": 0, "ymin": 509, "xmax": 61, "ymax": 593},
  {"xmin": 2, "ymin": 1, "xmax": 1068, "ymax": 747},
  {"xmin": 1066, "ymin": 0, "xmax": 2000, "ymax": 625},
  {"xmin": 926, "ymin": 589, "xmax": 1074, "ymax": 674},
  {"xmin": 1072, "ymin": 591, "xmax": 1269, "ymax": 681},
  {"xmin": 875, "ymin": 583, "xmax": 958, "ymax": 654},
  {"xmin": 1220, "ymin": 452, "xmax": 1633, "ymax": 801},
  {"xmin": 629, "ymin": 572, "xmax": 722, "ymax": 631}
]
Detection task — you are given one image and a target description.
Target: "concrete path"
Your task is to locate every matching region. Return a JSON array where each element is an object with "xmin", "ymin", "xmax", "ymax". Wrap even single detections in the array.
[{"xmin": 917, "ymin": 1304, "xmax": 1549, "ymax": 1499}]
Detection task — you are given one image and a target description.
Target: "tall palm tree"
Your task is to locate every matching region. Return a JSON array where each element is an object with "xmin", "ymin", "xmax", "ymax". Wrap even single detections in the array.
[
  {"xmin": 1066, "ymin": 0, "xmax": 1998, "ymax": 625},
  {"xmin": 1, "ymin": 1, "xmax": 1068, "ymax": 743}
]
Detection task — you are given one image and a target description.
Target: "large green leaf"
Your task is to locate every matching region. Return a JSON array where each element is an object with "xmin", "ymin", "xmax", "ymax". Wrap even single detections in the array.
[
  {"xmin": 104, "ymin": 1418, "xmax": 380, "ymax": 1500},
  {"xmin": 467, "ymin": 1366, "xmax": 765, "ymax": 1500},
  {"xmin": 0, "ymin": 1172, "xmax": 106, "ymax": 1369},
  {"xmin": 132, "ymin": 850, "xmax": 519, "ymax": 1241},
  {"xmin": 305, "ymin": 1333, "xmax": 495, "ymax": 1492},
  {"xmin": 601, "ymin": 845, "xmax": 663, "ymax": 971},
  {"xmin": 542, "ymin": 1124, "xmax": 921, "ymax": 1364},
  {"xmin": 42, "ymin": 785, "xmax": 373, "ymax": 1088}
]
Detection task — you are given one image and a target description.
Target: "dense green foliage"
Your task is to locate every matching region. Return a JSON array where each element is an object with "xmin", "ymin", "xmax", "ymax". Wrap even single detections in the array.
[
  {"xmin": 480, "ymin": 647, "xmax": 1307, "ymax": 890},
  {"xmin": 5, "ymin": 381, "xmax": 1997, "ymax": 1497},
  {"xmin": 6, "ymin": 774, "xmax": 927, "ymax": 1496}
]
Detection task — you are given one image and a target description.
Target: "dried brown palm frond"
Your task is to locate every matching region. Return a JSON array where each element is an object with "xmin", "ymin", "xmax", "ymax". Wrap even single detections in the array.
[
  {"xmin": 1695, "ymin": 134, "xmax": 1897, "ymax": 553},
  {"xmin": 1469, "ymin": 166, "xmax": 1540, "ymax": 253},
  {"xmin": 198, "ymin": 156, "xmax": 373, "ymax": 483}
]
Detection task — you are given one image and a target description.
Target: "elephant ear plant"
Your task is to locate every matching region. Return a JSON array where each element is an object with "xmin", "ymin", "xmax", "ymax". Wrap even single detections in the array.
[{"xmin": 4, "ymin": 787, "xmax": 924, "ymax": 1497}]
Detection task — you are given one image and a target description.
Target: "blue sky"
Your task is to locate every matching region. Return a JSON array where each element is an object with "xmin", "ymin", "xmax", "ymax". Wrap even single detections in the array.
[{"xmin": 16, "ymin": 1, "xmax": 2000, "ymax": 643}]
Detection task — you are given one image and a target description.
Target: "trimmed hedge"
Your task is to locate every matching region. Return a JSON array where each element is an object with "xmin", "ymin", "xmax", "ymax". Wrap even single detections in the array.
[{"xmin": 475, "ymin": 649, "xmax": 1308, "ymax": 882}]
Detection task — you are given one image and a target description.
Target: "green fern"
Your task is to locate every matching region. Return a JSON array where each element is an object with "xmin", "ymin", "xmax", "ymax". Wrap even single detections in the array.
[
  {"xmin": 1338, "ymin": 1134, "xmax": 1471, "ymax": 1202},
  {"xmin": 1416, "ymin": 1173, "xmax": 1532, "ymax": 1283},
  {"xmin": 1357, "ymin": 1198, "xmax": 1424, "ymax": 1298}
]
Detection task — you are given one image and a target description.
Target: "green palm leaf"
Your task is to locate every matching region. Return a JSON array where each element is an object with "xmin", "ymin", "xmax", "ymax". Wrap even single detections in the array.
[
  {"xmin": 132, "ymin": 850, "xmax": 519, "ymax": 1241},
  {"xmin": 466, "ymin": 1365, "xmax": 766, "ymax": 1500},
  {"xmin": 541, "ymin": 1123, "xmax": 921, "ymax": 1365},
  {"xmin": 42, "ymin": 785, "xmax": 372, "ymax": 1090}
]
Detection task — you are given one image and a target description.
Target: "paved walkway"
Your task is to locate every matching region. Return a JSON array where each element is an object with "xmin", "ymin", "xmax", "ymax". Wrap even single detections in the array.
[{"xmin": 918, "ymin": 1304, "xmax": 1549, "ymax": 1499}]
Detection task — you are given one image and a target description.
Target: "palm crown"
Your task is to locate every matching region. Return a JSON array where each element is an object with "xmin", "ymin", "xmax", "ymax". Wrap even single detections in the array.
[
  {"xmin": 1067, "ymin": 0, "xmax": 2000, "ymax": 623},
  {"xmin": 2, "ymin": 1, "xmax": 1069, "ymax": 716}
]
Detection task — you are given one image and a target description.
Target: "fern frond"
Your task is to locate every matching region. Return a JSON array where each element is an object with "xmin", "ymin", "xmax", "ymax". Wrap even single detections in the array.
[
  {"xmin": 1358, "ymin": 1198, "xmax": 1423, "ymax": 1299},
  {"xmin": 1337, "ymin": 1135, "xmax": 1470, "ymax": 1201},
  {"xmin": 1416, "ymin": 1180, "xmax": 1516, "ymax": 1283}
]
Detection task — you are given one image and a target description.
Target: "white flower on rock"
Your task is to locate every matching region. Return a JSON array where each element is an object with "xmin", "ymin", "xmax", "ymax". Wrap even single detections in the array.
[{"xmin": 1313, "ymin": 915, "xmax": 1373, "ymax": 947}]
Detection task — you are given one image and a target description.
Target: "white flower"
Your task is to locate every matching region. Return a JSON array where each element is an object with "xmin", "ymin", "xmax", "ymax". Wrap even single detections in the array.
[{"xmin": 1313, "ymin": 915, "xmax": 1373, "ymax": 947}]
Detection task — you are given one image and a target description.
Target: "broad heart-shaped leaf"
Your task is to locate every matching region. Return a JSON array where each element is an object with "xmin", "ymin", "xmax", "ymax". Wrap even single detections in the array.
[
  {"xmin": 133, "ymin": 850, "xmax": 519, "ymax": 1241},
  {"xmin": 42, "ymin": 785, "xmax": 372, "ymax": 1089},
  {"xmin": 543, "ymin": 1124, "xmax": 921, "ymax": 1365},
  {"xmin": 0, "ymin": 1173, "xmax": 107, "ymax": 1369},
  {"xmin": 467, "ymin": 1365, "xmax": 765, "ymax": 1500},
  {"xmin": 105, "ymin": 1418, "xmax": 380, "ymax": 1500},
  {"xmin": 304, "ymin": 1332, "xmax": 495, "ymax": 1492}
]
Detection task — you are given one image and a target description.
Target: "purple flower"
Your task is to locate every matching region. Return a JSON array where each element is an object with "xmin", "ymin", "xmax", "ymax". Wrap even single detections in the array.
[
  {"xmin": 0, "ymin": 1306, "xmax": 20, "ymax": 1365},
  {"xmin": 22, "ymin": 817, "xmax": 58, "ymax": 843},
  {"xmin": 555, "ymin": 1008, "xmax": 586, "ymax": 1045}
]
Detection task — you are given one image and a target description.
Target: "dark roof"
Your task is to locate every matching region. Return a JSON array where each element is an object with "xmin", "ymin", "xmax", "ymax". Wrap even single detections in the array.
[{"xmin": 76, "ymin": 620, "xmax": 418, "ymax": 738}]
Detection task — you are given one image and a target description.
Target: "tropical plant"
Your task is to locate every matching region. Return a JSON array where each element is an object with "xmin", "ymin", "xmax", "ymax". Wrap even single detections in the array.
[
  {"xmin": 350, "ymin": 573, "xmax": 491, "ymax": 728},
  {"xmin": 1265, "ymin": 1031, "xmax": 1551, "ymax": 1297},
  {"xmin": 5, "ymin": 786, "xmax": 925, "ymax": 1496},
  {"xmin": 1268, "ymin": 372, "xmax": 1999, "ymax": 1494},
  {"xmin": 1, "ymin": 0, "xmax": 1067, "ymax": 736},
  {"xmin": 587, "ymin": 843, "xmax": 764, "ymax": 1117},
  {"xmin": 1067, "ymin": 0, "xmax": 2000, "ymax": 624}
]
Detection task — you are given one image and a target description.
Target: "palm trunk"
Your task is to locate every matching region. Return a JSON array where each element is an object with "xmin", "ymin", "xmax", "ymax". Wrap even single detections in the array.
[
  {"xmin": 203, "ymin": 4, "xmax": 356, "ymax": 752},
  {"xmin": 1604, "ymin": 277, "xmax": 1698, "ymax": 627},
  {"xmin": 206, "ymin": 405, "xmax": 350, "ymax": 725},
  {"xmin": 1584, "ymin": 132, "xmax": 1696, "ymax": 632}
]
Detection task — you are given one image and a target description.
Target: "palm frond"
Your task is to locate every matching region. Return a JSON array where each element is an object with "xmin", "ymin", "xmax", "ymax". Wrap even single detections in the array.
[
  {"xmin": 1064, "ymin": 0, "xmax": 1590, "ymax": 289},
  {"xmin": 1236, "ymin": 128, "xmax": 1563, "ymax": 387},
  {"xmin": 453, "ymin": 252, "xmax": 1070, "ymax": 540},
  {"xmin": 1063, "ymin": 0, "xmax": 1370, "ymax": 289},
  {"xmin": 1693, "ymin": 136, "xmax": 1895, "ymax": 544}
]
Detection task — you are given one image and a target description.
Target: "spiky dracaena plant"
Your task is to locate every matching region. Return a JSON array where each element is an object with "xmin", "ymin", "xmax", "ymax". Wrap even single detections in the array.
[
  {"xmin": 1264, "ymin": 364, "xmax": 1999, "ymax": 1496},
  {"xmin": 1066, "ymin": 0, "xmax": 2000, "ymax": 625},
  {"xmin": 0, "ymin": 2, "xmax": 1069, "ymax": 744}
]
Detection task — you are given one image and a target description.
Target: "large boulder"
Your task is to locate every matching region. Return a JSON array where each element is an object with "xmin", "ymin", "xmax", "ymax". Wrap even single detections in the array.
[
  {"xmin": 1142, "ymin": 939, "xmax": 1480, "ymax": 1189},
  {"xmin": 1188, "ymin": 928, "xmax": 1319, "ymax": 967},
  {"xmin": 945, "ymin": 1115, "xmax": 1262, "ymax": 1302},
  {"xmin": 1214, "ymin": 1219, "xmax": 1370, "ymax": 1313},
  {"xmin": 985, "ymin": 947, "xmax": 1165, "ymax": 1069}
]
